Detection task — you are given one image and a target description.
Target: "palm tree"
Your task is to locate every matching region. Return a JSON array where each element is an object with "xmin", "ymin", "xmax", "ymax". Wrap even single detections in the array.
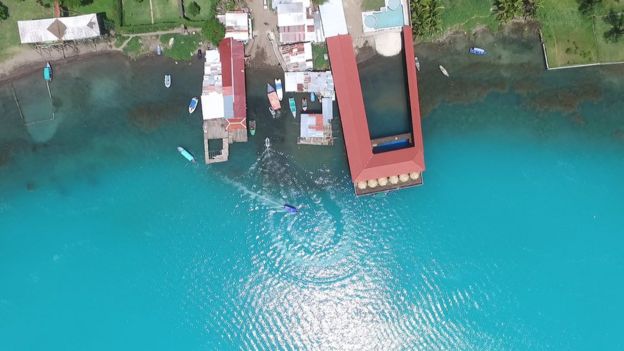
[{"xmin": 492, "ymin": 0, "xmax": 523, "ymax": 23}]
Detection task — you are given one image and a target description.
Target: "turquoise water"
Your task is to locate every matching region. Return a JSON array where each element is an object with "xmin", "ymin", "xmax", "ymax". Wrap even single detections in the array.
[{"xmin": 2, "ymin": 43, "xmax": 624, "ymax": 350}]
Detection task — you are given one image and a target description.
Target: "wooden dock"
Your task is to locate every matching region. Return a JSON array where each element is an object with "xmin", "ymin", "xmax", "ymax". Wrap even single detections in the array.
[{"xmin": 203, "ymin": 119, "xmax": 229, "ymax": 164}]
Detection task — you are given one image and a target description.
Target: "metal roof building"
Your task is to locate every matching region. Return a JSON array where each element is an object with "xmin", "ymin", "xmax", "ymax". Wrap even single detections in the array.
[
  {"xmin": 218, "ymin": 11, "xmax": 252, "ymax": 42},
  {"xmin": 276, "ymin": 0, "xmax": 319, "ymax": 43},
  {"xmin": 17, "ymin": 14, "xmax": 101, "ymax": 44},
  {"xmin": 327, "ymin": 27, "xmax": 425, "ymax": 195}
]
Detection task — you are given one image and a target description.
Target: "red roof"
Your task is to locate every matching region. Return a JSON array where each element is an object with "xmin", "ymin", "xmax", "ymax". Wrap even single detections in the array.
[
  {"xmin": 327, "ymin": 27, "xmax": 425, "ymax": 184},
  {"xmin": 219, "ymin": 38, "xmax": 247, "ymax": 120}
]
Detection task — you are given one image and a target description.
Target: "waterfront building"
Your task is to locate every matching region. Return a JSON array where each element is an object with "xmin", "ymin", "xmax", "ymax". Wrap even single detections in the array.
[
  {"xmin": 17, "ymin": 14, "xmax": 101, "ymax": 44},
  {"xmin": 280, "ymin": 42, "xmax": 313, "ymax": 71},
  {"xmin": 218, "ymin": 11, "xmax": 253, "ymax": 42},
  {"xmin": 276, "ymin": 0, "xmax": 321, "ymax": 43},
  {"xmin": 361, "ymin": 0, "xmax": 409, "ymax": 33},
  {"xmin": 201, "ymin": 38, "xmax": 248, "ymax": 164},
  {"xmin": 284, "ymin": 71, "xmax": 335, "ymax": 99},
  {"xmin": 299, "ymin": 112, "xmax": 333, "ymax": 146}
]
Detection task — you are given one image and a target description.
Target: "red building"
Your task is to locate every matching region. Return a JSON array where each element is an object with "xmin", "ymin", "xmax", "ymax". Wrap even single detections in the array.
[{"xmin": 327, "ymin": 26, "xmax": 425, "ymax": 195}]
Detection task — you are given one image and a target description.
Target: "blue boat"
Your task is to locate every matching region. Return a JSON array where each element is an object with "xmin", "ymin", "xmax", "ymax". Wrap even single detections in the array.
[
  {"xmin": 283, "ymin": 204, "xmax": 298, "ymax": 214},
  {"xmin": 43, "ymin": 62, "xmax": 52, "ymax": 81},
  {"xmin": 177, "ymin": 146, "xmax": 196, "ymax": 163},
  {"xmin": 469, "ymin": 47, "xmax": 486, "ymax": 55},
  {"xmin": 310, "ymin": 92, "xmax": 316, "ymax": 102},
  {"xmin": 188, "ymin": 97, "xmax": 199, "ymax": 114}
]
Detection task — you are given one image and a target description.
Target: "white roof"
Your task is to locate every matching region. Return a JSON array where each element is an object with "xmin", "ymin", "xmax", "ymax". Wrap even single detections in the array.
[
  {"xmin": 300, "ymin": 113, "xmax": 325, "ymax": 138},
  {"xmin": 277, "ymin": 3, "xmax": 305, "ymax": 26},
  {"xmin": 284, "ymin": 71, "xmax": 335, "ymax": 98},
  {"xmin": 18, "ymin": 14, "xmax": 101, "ymax": 44},
  {"xmin": 319, "ymin": 0, "xmax": 347, "ymax": 37},
  {"xmin": 202, "ymin": 50, "xmax": 225, "ymax": 120},
  {"xmin": 222, "ymin": 12, "xmax": 250, "ymax": 41}
]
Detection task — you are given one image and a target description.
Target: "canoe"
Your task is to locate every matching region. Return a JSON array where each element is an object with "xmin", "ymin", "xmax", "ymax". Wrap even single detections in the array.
[
  {"xmin": 188, "ymin": 97, "xmax": 199, "ymax": 114},
  {"xmin": 415, "ymin": 56, "xmax": 420, "ymax": 71},
  {"xmin": 267, "ymin": 84, "xmax": 281, "ymax": 110},
  {"xmin": 289, "ymin": 97, "xmax": 296, "ymax": 118},
  {"xmin": 302, "ymin": 97, "xmax": 308, "ymax": 111},
  {"xmin": 249, "ymin": 119, "xmax": 256, "ymax": 136},
  {"xmin": 177, "ymin": 146, "xmax": 196, "ymax": 163},
  {"xmin": 275, "ymin": 78, "xmax": 283, "ymax": 101},
  {"xmin": 469, "ymin": 47, "xmax": 486, "ymax": 55},
  {"xmin": 439, "ymin": 65, "xmax": 449, "ymax": 77},
  {"xmin": 43, "ymin": 62, "xmax": 52, "ymax": 82},
  {"xmin": 164, "ymin": 74, "xmax": 171, "ymax": 88}
]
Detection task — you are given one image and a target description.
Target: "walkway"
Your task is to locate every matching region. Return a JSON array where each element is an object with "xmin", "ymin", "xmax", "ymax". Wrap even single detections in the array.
[{"xmin": 117, "ymin": 27, "xmax": 201, "ymax": 50}]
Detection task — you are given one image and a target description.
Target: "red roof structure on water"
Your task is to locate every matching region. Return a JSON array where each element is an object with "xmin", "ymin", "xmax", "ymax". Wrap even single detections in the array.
[
  {"xmin": 326, "ymin": 26, "xmax": 425, "ymax": 184},
  {"xmin": 219, "ymin": 38, "xmax": 247, "ymax": 122}
]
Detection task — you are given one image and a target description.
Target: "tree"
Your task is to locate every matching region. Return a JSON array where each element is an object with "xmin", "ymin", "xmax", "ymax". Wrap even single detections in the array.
[
  {"xmin": 187, "ymin": 1, "xmax": 200, "ymax": 17},
  {"xmin": 604, "ymin": 8, "xmax": 624, "ymax": 42},
  {"xmin": 492, "ymin": 0, "xmax": 523, "ymax": 23},
  {"xmin": 311, "ymin": 0, "xmax": 327, "ymax": 5},
  {"xmin": 202, "ymin": 17, "xmax": 225, "ymax": 46},
  {"xmin": 578, "ymin": 0, "xmax": 601, "ymax": 16},
  {"xmin": 410, "ymin": 0, "xmax": 444, "ymax": 38},
  {"xmin": 523, "ymin": 0, "xmax": 542, "ymax": 19},
  {"xmin": 0, "ymin": 1, "xmax": 9, "ymax": 21}
]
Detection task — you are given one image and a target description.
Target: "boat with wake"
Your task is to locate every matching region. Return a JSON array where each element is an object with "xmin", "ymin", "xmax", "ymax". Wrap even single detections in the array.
[
  {"xmin": 164, "ymin": 74, "xmax": 171, "ymax": 88},
  {"xmin": 265, "ymin": 137, "xmax": 270, "ymax": 149},
  {"xmin": 283, "ymin": 204, "xmax": 298, "ymax": 214},
  {"xmin": 177, "ymin": 146, "xmax": 196, "ymax": 163}
]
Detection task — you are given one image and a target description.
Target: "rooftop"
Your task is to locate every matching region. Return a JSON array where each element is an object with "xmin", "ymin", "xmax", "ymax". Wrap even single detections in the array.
[{"xmin": 18, "ymin": 14, "xmax": 101, "ymax": 44}]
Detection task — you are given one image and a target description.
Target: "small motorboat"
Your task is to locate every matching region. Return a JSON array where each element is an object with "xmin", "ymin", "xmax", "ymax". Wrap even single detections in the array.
[
  {"xmin": 43, "ymin": 62, "xmax": 52, "ymax": 82},
  {"xmin": 156, "ymin": 45, "xmax": 162, "ymax": 56},
  {"xmin": 283, "ymin": 204, "xmax": 298, "ymax": 214},
  {"xmin": 265, "ymin": 137, "xmax": 270, "ymax": 149},
  {"xmin": 188, "ymin": 97, "xmax": 199, "ymax": 114},
  {"xmin": 164, "ymin": 74, "xmax": 171, "ymax": 88},
  {"xmin": 177, "ymin": 146, "xmax": 196, "ymax": 163},
  {"xmin": 289, "ymin": 97, "xmax": 296, "ymax": 118},
  {"xmin": 310, "ymin": 92, "xmax": 316, "ymax": 102},
  {"xmin": 197, "ymin": 49, "xmax": 203, "ymax": 59},
  {"xmin": 415, "ymin": 56, "xmax": 420, "ymax": 71},
  {"xmin": 275, "ymin": 78, "xmax": 283, "ymax": 101},
  {"xmin": 249, "ymin": 119, "xmax": 256, "ymax": 136},
  {"xmin": 469, "ymin": 47, "xmax": 487, "ymax": 55},
  {"xmin": 269, "ymin": 107, "xmax": 277, "ymax": 118},
  {"xmin": 439, "ymin": 65, "xmax": 449, "ymax": 77},
  {"xmin": 302, "ymin": 97, "xmax": 308, "ymax": 111},
  {"xmin": 267, "ymin": 83, "xmax": 281, "ymax": 111}
]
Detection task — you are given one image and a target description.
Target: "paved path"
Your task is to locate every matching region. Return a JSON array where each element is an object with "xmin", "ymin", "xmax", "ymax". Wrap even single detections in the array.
[
  {"xmin": 149, "ymin": 0, "xmax": 155, "ymax": 24},
  {"xmin": 117, "ymin": 27, "xmax": 202, "ymax": 50}
]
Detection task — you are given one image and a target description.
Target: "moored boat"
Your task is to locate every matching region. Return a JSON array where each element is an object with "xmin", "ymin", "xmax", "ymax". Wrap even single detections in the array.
[
  {"xmin": 267, "ymin": 83, "xmax": 281, "ymax": 110},
  {"xmin": 415, "ymin": 56, "xmax": 420, "ymax": 71},
  {"xmin": 275, "ymin": 78, "xmax": 283, "ymax": 101},
  {"xmin": 310, "ymin": 92, "xmax": 316, "ymax": 102},
  {"xmin": 164, "ymin": 74, "xmax": 171, "ymax": 88},
  {"xmin": 188, "ymin": 97, "xmax": 199, "ymax": 114},
  {"xmin": 269, "ymin": 107, "xmax": 277, "ymax": 118},
  {"xmin": 43, "ymin": 62, "xmax": 52, "ymax": 82},
  {"xmin": 439, "ymin": 65, "xmax": 449, "ymax": 77},
  {"xmin": 177, "ymin": 146, "xmax": 196, "ymax": 163},
  {"xmin": 302, "ymin": 97, "xmax": 308, "ymax": 111},
  {"xmin": 289, "ymin": 97, "xmax": 296, "ymax": 118},
  {"xmin": 469, "ymin": 47, "xmax": 486, "ymax": 55},
  {"xmin": 197, "ymin": 49, "xmax": 203, "ymax": 59},
  {"xmin": 156, "ymin": 45, "xmax": 162, "ymax": 56},
  {"xmin": 249, "ymin": 119, "xmax": 256, "ymax": 136}
]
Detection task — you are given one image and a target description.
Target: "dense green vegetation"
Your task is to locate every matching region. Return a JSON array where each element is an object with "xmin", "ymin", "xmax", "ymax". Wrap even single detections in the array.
[
  {"xmin": 312, "ymin": 43, "xmax": 330, "ymax": 70},
  {"xmin": 201, "ymin": 16, "xmax": 225, "ymax": 46},
  {"xmin": 603, "ymin": 8, "xmax": 624, "ymax": 42},
  {"xmin": 187, "ymin": 1, "xmax": 201, "ymax": 17},
  {"xmin": 410, "ymin": 0, "xmax": 444, "ymax": 37},
  {"xmin": 0, "ymin": 1, "xmax": 9, "ymax": 21},
  {"xmin": 491, "ymin": 0, "xmax": 541, "ymax": 23}
]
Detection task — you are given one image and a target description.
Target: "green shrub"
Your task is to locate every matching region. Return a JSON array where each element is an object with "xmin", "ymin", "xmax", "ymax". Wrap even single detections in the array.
[
  {"xmin": 187, "ymin": 1, "xmax": 201, "ymax": 17},
  {"xmin": 202, "ymin": 17, "xmax": 225, "ymax": 46}
]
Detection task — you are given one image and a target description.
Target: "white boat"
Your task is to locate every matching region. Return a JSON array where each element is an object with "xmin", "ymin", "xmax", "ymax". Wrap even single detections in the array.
[
  {"xmin": 188, "ymin": 97, "xmax": 199, "ymax": 114},
  {"xmin": 275, "ymin": 78, "xmax": 283, "ymax": 101},
  {"xmin": 265, "ymin": 137, "xmax": 270, "ymax": 149},
  {"xmin": 177, "ymin": 146, "xmax": 196, "ymax": 163},
  {"xmin": 164, "ymin": 74, "xmax": 171, "ymax": 88},
  {"xmin": 415, "ymin": 56, "xmax": 420, "ymax": 71},
  {"xmin": 439, "ymin": 65, "xmax": 449, "ymax": 77}
]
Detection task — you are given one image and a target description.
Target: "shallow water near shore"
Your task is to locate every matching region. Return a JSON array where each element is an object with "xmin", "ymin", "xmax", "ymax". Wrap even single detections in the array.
[{"xmin": 2, "ymin": 35, "xmax": 624, "ymax": 350}]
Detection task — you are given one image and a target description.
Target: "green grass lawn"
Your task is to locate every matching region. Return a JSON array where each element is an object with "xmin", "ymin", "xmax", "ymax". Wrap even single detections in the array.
[
  {"xmin": 152, "ymin": 0, "xmax": 180, "ymax": 22},
  {"xmin": 437, "ymin": 0, "xmax": 498, "ymax": 37},
  {"xmin": 73, "ymin": 0, "xmax": 121, "ymax": 25},
  {"xmin": 122, "ymin": 0, "xmax": 153, "ymax": 25},
  {"xmin": 123, "ymin": 36, "xmax": 143, "ymax": 56},
  {"xmin": 540, "ymin": 0, "xmax": 624, "ymax": 67},
  {"xmin": 0, "ymin": 0, "xmax": 53, "ymax": 60},
  {"xmin": 189, "ymin": 0, "xmax": 217, "ymax": 20},
  {"xmin": 160, "ymin": 33, "xmax": 201, "ymax": 60},
  {"xmin": 362, "ymin": 0, "xmax": 385, "ymax": 12},
  {"xmin": 312, "ymin": 43, "xmax": 330, "ymax": 70}
]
